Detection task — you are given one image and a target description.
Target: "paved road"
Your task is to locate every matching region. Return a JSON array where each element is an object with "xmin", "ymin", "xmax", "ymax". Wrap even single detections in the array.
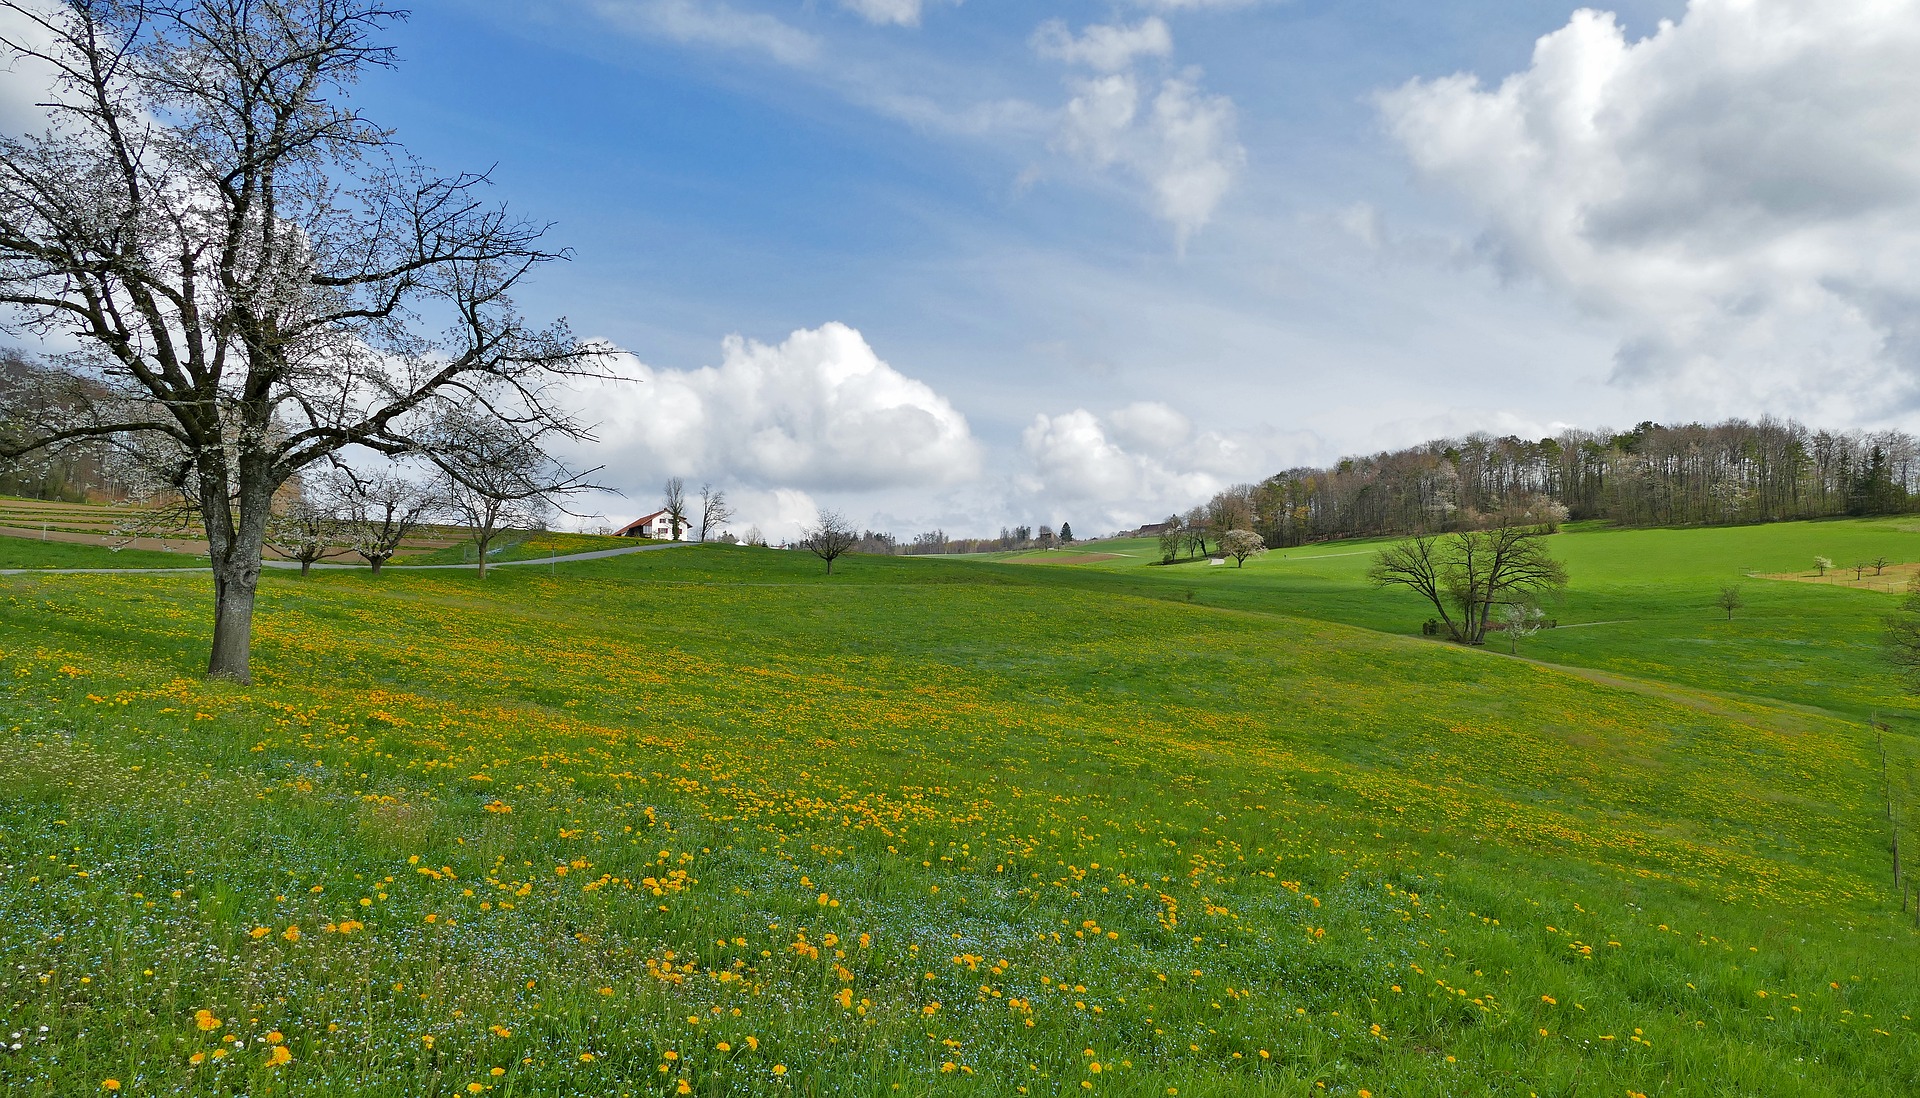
[{"xmin": 0, "ymin": 541, "xmax": 690, "ymax": 577}]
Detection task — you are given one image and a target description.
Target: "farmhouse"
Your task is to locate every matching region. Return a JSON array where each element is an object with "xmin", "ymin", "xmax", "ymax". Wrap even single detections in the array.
[{"xmin": 615, "ymin": 510, "xmax": 683, "ymax": 540}]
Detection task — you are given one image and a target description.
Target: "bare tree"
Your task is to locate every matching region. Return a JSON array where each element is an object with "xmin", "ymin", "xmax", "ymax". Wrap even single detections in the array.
[
  {"xmin": 1220, "ymin": 529, "xmax": 1266, "ymax": 568},
  {"xmin": 1369, "ymin": 524, "xmax": 1567, "ymax": 645},
  {"xmin": 1874, "ymin": 555, "xmax": 1892, "ymax": 576},
  {"xmin": 1156, "ymin": 515, "xmax": 1184, "ymax": 564},
  {"xmin": 265, "ymin": 481, "xmax": 346, "ymax": 577},
  {"xmin": 804, "ymin": 509, "xmax": 858, "ymax": 574},
  {"xmin": 1183, "ymin": 506, "xmax": 1210, "ymax": 559},
  {"xmin": 0, "ymin": 2, "xmax": 606, "ymax": 681},
  {"xmin": 697, "ymin": 483, "xmax": 733, "ymax": 544},
  {"xmin": 1716, "ymin": 584, "xmax": 1745, "ymax": 620},
  {"xmin": 337, "ymin": 469, "xmax": 432, "ymax": 575},
  {"xmin": 662, "ymin": 477, "xmax": 689, "ymax": 541},
  {"xmin": 432, "ymin": 410, "xmax": 586, "ymax": 577}
]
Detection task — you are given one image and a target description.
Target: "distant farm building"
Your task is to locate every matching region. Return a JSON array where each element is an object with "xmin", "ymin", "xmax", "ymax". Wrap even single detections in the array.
[{"xmin": 616, "ymin": 510, "xmax": 682, "ymax": 540}]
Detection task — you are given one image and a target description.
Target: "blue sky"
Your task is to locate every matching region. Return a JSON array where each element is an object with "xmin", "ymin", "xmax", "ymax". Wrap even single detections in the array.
[{"xmin": 33, "ymin": 0, "xmax": 1913, "ymax": 538}]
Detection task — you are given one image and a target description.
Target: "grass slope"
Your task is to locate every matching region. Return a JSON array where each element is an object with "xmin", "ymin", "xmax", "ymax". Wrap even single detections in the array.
[
  {"xmin": 0, "ymin": 536, "xmax": 1915, "ymax": 1097},
  {"xmin": 0, "ymin": 539, "xmax": 207, "ymax": 570}
]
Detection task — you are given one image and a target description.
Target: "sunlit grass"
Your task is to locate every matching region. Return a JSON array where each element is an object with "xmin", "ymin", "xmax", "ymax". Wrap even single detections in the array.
[{"xmin": 1, "ymin": 534, "xmax": 1916, "ymax": 1096}]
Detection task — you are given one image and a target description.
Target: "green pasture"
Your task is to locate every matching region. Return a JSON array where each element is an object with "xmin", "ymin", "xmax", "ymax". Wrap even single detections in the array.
[
  {"xmin": 393, "ymin": 530, "xmax": 643, "ymax": 566},
  {"xmin": 1022, "ymin": 518, "xmax": 1920, "ymax": 727},
  {"xmin": 0, "ymin": 538, "xmax": 207, "ymax": 570},
  {"xmin": 0, "ymin": 527, "xmax": 1916, "ymax": 1096}
]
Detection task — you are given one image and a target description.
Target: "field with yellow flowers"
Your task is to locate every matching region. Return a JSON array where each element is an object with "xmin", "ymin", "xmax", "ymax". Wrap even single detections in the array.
[{"xmin": 2, "ymin": 530, "xmax": 1917, "ymax": 1097}]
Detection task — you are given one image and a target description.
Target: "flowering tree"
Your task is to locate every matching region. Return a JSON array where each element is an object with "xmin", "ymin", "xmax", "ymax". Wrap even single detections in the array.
[
  {"xmin": 0, "ymin": 1, "xmax": 605, "ymax": 680},
  {"xmin": 1221, "ymin": 529, "xmax": 1266, "ymax": 568}
]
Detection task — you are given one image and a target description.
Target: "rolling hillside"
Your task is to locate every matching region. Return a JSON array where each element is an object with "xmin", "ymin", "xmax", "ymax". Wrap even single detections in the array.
[{"xmin": 1, "ymin": 524, "xmax": 1915, "ymax": 1096}]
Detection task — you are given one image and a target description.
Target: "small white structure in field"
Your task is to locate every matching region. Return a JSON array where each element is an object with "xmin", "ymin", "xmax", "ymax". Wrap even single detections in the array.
[{"xmin": 615, "ymin": 510, "xmax": 683, "ymax": 540}]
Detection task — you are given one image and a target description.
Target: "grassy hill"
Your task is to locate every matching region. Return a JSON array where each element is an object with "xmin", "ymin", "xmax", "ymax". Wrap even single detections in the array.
[{"xmin": 1, "ymin": 524, "xmax": 1916, "ymax": 1096}]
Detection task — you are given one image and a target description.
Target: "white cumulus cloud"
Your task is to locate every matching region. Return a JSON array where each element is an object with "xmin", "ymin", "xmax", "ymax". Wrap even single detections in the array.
[
  {"xmin": 1019, "ymin": 402, "xmax": 1310, "ymax": 529},
  {"xmin": 1038, "ymin": 16, "xmax": 1245, "ymax": 245},
  {"xmin": 1378, "ymin": 0, "xmax": 1920, "ymax": 417},
  {"xmin": 571, "ymin": 322, "xmax": 982, "ymax": 499}
]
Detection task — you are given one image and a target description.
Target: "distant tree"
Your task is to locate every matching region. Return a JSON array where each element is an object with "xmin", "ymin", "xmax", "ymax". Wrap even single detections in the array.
[
  {"xmin": 804, "ymin": 509, "xmax": 859, "ymax": 574},
  {"xmin": 744, "ymin": 525, "xmax": 767, "ymax": 548},
  {"xmin": 1157, "ymin": 516, "xmax": 1184, "ymax": 564},
  {"xmin": 1221, "ymin": 529, "xmax": 1266, "ymax": 568},
  {"xmin": 337, "ymin": 470, "xmax": 434, "ymax": 576},
  {"xmin": 1815, "ymin": 555, "xmax": 1833, "ymax": 577},
  {"xmin": 1183, "ymin": 506, "xmax": 1210, "ymax": 558},
  {"xmin": 1038, "ymin": 525, "xmax": 1056, "ymax": 549},
  {"xmin": 1855, "ymin": 561, "xmax": 1869, "ymax": 580},
  {"xmin": 433, "ymin": 411, "xmax": 585, "ymax": 578},
  {"xmin": 1059, "ymin": 522, "xmax": 1073, "ymax": 544},
  {"xmin": 697, "ymin": 484, "xmax": 734, "ymax": 544},
  {"xmin": 662, "ymin": 478, "xmax": 689, "ymax": 540},
  {"xmin": 1874, "ymin": 556, "xmax": 1892, "ymax": 576},
  {"xmin": 265, "ymin": 484, "xmax": 346, "ymax": 578},
  {"xmin": 910, "ymin": 530, "xmax": 946, "ymax": 555},
  {"xmin": 1500, "ymin": 602, "xmax": 1546, "ymax": 654},
  {"xmin": 1369, "ymin": 524, "xmax": 1567, "ymax": 645},
  {"xmin": 1715, "ymin": 584, "xmax": 1745, "ymax": 620}
]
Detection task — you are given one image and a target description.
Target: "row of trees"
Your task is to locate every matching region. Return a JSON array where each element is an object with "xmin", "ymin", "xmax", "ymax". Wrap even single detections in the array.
[
  {"xmin": 1225, "ymin": 418, "xmax": 1920, "ymax": 548},
  {"xmin": 263, "ymin": 463, "xmax": 554, "ymax": 578},
  {"xmin": 790, "ymin": 522, "xmax": 1080, "ymax": 557}
]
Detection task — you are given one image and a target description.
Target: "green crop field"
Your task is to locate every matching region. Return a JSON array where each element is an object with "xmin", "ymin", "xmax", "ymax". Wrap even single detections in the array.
[{"xmin": 1, "ymin": 521, "xmax": 1917, "ymax": 1097}]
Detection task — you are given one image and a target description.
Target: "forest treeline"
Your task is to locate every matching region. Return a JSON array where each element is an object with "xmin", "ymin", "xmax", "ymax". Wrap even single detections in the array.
[{"xmin": 1228, "ymin": 418, "xmax": 1920, "ymax": 547}]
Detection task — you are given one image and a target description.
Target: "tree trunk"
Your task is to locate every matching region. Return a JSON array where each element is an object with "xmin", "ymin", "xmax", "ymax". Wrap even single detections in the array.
[
  {"xmin": 205, "ymin": 486, "xmax": 271, "ymax": 683},
  {"xmin": 369, "ymin": 556, "xmax": 383, "ymax": 576},
  {"xmin": 475, "ymin": 531, "xmax": 492, "ymax": 578},
  {"xmin": 300, "ymin": 559, "xmax": 312, "ymax": 578}
]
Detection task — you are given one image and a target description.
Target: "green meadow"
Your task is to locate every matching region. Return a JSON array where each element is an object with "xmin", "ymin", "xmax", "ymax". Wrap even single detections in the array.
[{"xmin": 1, "ymin": 519, "xmax": 1916, "ymax": 1097}]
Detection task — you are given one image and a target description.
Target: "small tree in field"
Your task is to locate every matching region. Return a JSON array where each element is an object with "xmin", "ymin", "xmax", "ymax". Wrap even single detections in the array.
[
  {"xmin": 432, "ymin": 407, "xmax": 590, "ymax": 577},
  {"xmin": 1874, "ymin": 556, "xmax": 1891, "ymax": 576},
  {"xmin": 1157, "ymin": 516, "xmax": 1183, "ymax": 564},
  {"xmin": 804, "ymin": 509, "xmax": 858, "ymax": 574},
  {"xmin": 662, "ymin": 478, "xmax": 690, "ymax": 541},
  {"xmin": 698, "ymin": 484, "xmax": 733, "ymax": 543},
  {"xmin": 1059, "ymin": 522, "xmax": 1073, "ymax": 544},
  {"xmin": 1815, "ymin": 556, "xmax": 1833, "ymax": 577},
  {"xmin": 1221, "ymin": 529, "xmax": 1266, "ymax": 568},
  {"xmin": 1500, "ymin": 602, "xmax": 1545, "ymax": 654},
  {"xmin": 1716, "ymin": 584, "xmax": 1745, "ymax": 620},
  {"xmin": 338, "ymin": 470, "xmax": 434, "ymax": 575},
  {"xmin": 265, "ymin": 484, "xmax": 346, "ymax": 577}
]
